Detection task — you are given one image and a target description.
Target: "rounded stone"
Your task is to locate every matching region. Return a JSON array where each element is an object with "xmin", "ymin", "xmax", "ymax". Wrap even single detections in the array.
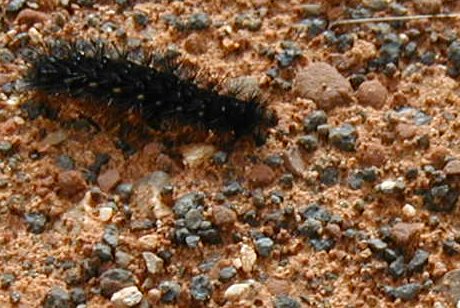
[{"xmin": 356, "ymin": 79, "xmax": 388, "ymax": 109}]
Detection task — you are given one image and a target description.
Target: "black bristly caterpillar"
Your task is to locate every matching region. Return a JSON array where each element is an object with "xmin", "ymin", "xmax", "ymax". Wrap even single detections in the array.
[{"xmin": 21, "ymin": 40, "xmax": 278, "ymax": 146}]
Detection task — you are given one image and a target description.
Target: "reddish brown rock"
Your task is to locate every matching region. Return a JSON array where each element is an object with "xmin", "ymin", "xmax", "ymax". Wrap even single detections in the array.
[
  {"xmin": 293, "ymin": 62, "xmax": 353, "ymax": 110},
  {"xmin": 97, "ymin": 169, "xmax": 121, "ymax": 192},
  {"xmin": 444, "ymin": 160, "xmax": 460, "ymax": 176},
  {"xmin": 428, "ymin": 146, "xmax": 451, "ymax": 168},
  {"xmin": 395, "ymin": 123, "xmax": 417, "ymax": 140},
  {"xmin": 248, "ymin": 164, "xmax": 275, "ymax": 187},
  {"xmin": 58, "ymin": 170, "xmax": 87, "ymax": 197},
  {"xmin": 358, "ymin": 141, "xmax": 387, "ymax": 167},
  {"xmin": 414, "ymin": 0, "xmax": 442, "ymax": 14},
  {"xmin": 212, "ymin": 205, "xmax": 237, "ymax": 226},
  {"xmin": 390, "ymin": 222, "xmax": 424, "ymax": 245},
  {"xmin": 356, "ymin": 79, "xmax": 388, "ymax": 109},
  {"xmin": 184, "ymin": 33, "xmax": 208, "ymax": 55},
  {"xmin": 265, "ymin": 278, "xmax": 291, "ymax": 295},
  {"xmin": 283, "ymin": 147, "xmax": 306, "ymax": 176},
  {"xmin": 15, "ymin": 9, "xmax": 49, "ymax": 26}
]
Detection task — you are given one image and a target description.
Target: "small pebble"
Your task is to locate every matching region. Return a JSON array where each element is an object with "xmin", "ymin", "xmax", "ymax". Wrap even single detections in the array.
[
  {"xmin": 402, "ymin": 204, "xmax": 416, "ymax": 218},
  {"xmin": 159, "ymin": 281, "xmax": 181, "ymax": 303},
  {"xmin": 329, "ymin": 124, "xmax": 357, "ymax": 152},
  {"xmin": 43, "ymin": 287, "xmax": 71, "ymax": 308},
  {"xmin": 143, "ymin": 252, "xmax": 164, "ymax": 275},
  {"xmin": 255, "ymin": 237, "xmax": 274, "ymax": 257},
  {"xmin": 190, "ymin": 275, "xmax": 213, "ymax": 301},
  {"xmin": 111, "ymin": 286, "xmax": 143, "ymax": 308},
  {"xmin": 219, "ymin": 266, "xmax": 237, "ymax": 282}
]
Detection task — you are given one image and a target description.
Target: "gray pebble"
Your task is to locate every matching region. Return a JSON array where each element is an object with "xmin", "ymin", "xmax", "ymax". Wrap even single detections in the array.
[
  {"xmin": 173, "ymin": 192, "xmax": 205, "ymax": 217},
  {"xmin": 185, "ymin": 209, "xmax": 203, "ymax": 230},
  {"xmin": 0, "ymin": 141, "xmax": 13, "ymax": 154},
  {"xmin": 297, "ymin": 135, "xmax": 318, "ymax": 153},
  {"xmin": 185, "ymin": 235, "xmax": 200, "ymax": 248},
  {"xmin": 235, "ymin": 13, "xmax": 262, "ymax": 31},
  {"xmin": 309, "ymin": 238, "xmax": 335, "ymax": 251},
  {"xmin": 300, "ymin": 204, "xmax": 331, "ymax": 222},
  {"xmin": 197, "ymin": 228, "xmax": 222, "ymax": 245},
  {"xmin": 186, "ymin": 12, "xmax": 211, "ymax": 31},
  {"xmin": 298, "ymin": 218, "xmax": 322, "ymax": 238},
  {"xmin": 100, "ymin": 268, "xmax": 135, "ymax": 297},
  {"xmin": 6, "ymin": 0, "xmax": 26, "ymax": 12},
  {"xmin": 93, "ymin": 243, "xmax": 113, "ymax": 262},
  {"xmin": 103, "ymin": 224, "xmax": 119, "ymax": 248},
  {"xmin": 389, "ymin": 256, "xmax": 406, "ymax": 278},
  {"xmin": 319, "ymin": 166, "xmax": 339, "ymax": 186},
  {"xmin": 222, "ymin": 181, "xmax": 243, "ymax": 197},
  {"xmin": 212, "ymin": 151, "xmax": 227, "ymax": 165},
  {"xmin": 219, "ymin": 266, "xmax": 237, "ymax": 282},
  {"xmin": 407, "ymin": 249, "xmax": 429, "ymax": 273},
  {"xmin": 1, "ymin": 273, "xmax": 15, "ymax": 289},
  {"xmin": 273, "ymin": 295, "xmax": 301, "ymax": 308},
  {"xmin": 159, "ymin": 280, "xmax": 181, "ymax": 303},
  {"xmin": 70, "ymin": 287, "xmax": 86, "ymax": 305},
  {"xmin": 367, "ymin": 238, "xmax": 388, "ymax": 252},
  {"xmin": 255, "ymin": 237, "xmax": 274, "ymax": 257},
  {"xmin": 384, "ymin": 283, "xmax": 421, "ymax": 301},
  {"xmin": 24, "ymin": 212, "xmax": 47, "ymax": 234},
  {"xmin": 329, "ymin": 124, "xmax": 357, "ymax": 152},
  {"xmin": 115, "ymin": 183, "xmax": 133, "ymax": 201},
  {"xmin": 55, "ymin": 155, "xmax": 75, "ymax": 170},
  {"xmin": 43, "ymin": 287, "xmax": 71, "ymax": 308},
  {"xmin": 0, "ymin": 48, "xmax": 15, "ymax": 63},
  {"xmin": 190, "ymin": 275, "xmax": 213, "ymax": 301}
]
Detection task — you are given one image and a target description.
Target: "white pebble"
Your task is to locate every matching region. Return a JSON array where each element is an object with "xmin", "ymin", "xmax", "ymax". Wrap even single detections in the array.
[
  {"xmin": 402, "ymin": 203, "xmax": 416, "ymax": 218},
  {"xmin": 111, "ymin": 286, "xmax": 143, "ymax": 307},
  {"xmin": 99, "ymin": 207, "xmax": 113, "ymax": 222}
]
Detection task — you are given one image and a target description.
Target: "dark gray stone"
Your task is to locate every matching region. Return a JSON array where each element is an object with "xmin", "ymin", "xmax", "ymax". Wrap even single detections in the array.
[
  {"xmin": 190, "ymin": 275, "xmax": 213, "ymax": 301},
  {"xmin": 103, "ymin": 224, "xmax": 119, "ymax": 248},
  {"xmin": 93, "ymin": 243, "xmax": 113, "ymax": 262},
  {"xmin": 159, "ymin": 280, "xmax": 181, "ymax": 303},
  {"xmin": 24, "ymin": 212, "xmax": 47, "ymax": 234},
  {"xmin": 173, "ymin": 192, "xmax": 204, "ymax": 217},
  {"xmin": 389, "ymin": 256, "xmax": 406, "ymax": 278},
  {"xmin": 222, "ymin": 181, "xmax": 243, "ymax": 196},
  {"xmin": 273, "ymin": 295, "xmax": 301, "ymax": 308},
  {"xmin": 6, "ymin": 0, "xmax": 26, "ymax": 12},
  {"xmin": 297, "ymin": 135, "xmax": 318, "ymax": 152},
  {"xmin": 185, "ymin": 209, "xmax": 203, "ymax": 230},
  {"xmin": 43, "ymin": 287, "xmax": 71, "ymax": 308},
  {"xmin": 329, "ymin": 124, "xmax": 357, "ymax": 152},
  {"xmin": 384, "ymin": 283, "xmax": 421, "ymax": 301},
  {"xmin": 100, "ymin": 268, "xmax": 135, "ymax": 297},
  {"xmin": 219, "ymin": 267, "xmax": 237, "ymax": 282},
  {"xmin": 70, "ymin": 287, "xmax": 86, "ymax": 305},
  {"xmin": 255, "ymin": 237, "xmax": 274, "ymax": 257},
  {"xmin": 407, "ymin": 249, "xmax": 429, "ymax": 273},
  {"xmin": 309, "ymin": 238, "xmax": 335, "ymax": 251},
  {"xmin": 367, "ymin": 238, "xmax": 388, "ymax": 252},
  {"xmin": 298, "ymin": 218, "xmax": 322, "ymax": 238}
]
